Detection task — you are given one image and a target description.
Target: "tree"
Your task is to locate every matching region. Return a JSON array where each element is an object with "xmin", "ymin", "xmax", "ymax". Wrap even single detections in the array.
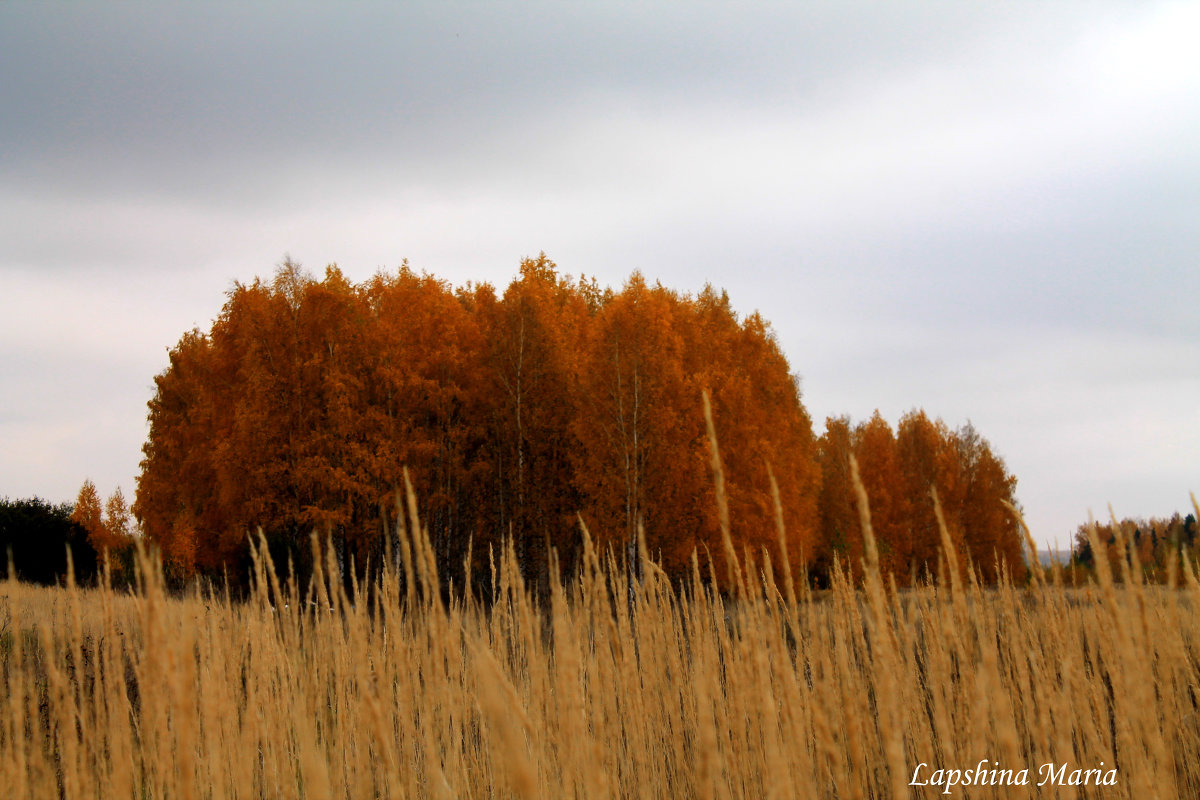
[
  {"xmin": 366, "ymin": 264, "xmax": 491, "ymax": 589},
  {"xmin": 72, "ymin": 479, "xmax": 105, "ymax": 552},
  {"xmin": 816, "ymin": 416, "xmax": 861, "ymax": 583},
  {"xmin": 571, "ymin": 276, "xmax": 820, "ymax": 592},
  {"xmin": 1070, "ymin": 511, "xmax": 1197, "ymax": 584},
  {"xmin": 135, "ymin": 327, "xmax": 228, "ymax": 573},
  {"xmin": 667, "ymin": 286, "xmax": 819, "ymax": 591},
  {"xmin": 721, "ymin": 308, "xmax": 820, "ymax": 586},
  {"xmin": 816, "ymin": 411, "xmax": 1023, "ymax": 588},
  {"xmin": 103, "ymin": 488, "xmax": 134, "ymax": 545},
  {"xmin": 956, "ymin": 423, "xmax": 1026, "ymax": 583},
  {"xmin": 851, "ymin": 412, "xmax": 911, "ymax": 581},
  {"xmin": 574, "ymin": 274, "xmax": 694, "ymax": 579},
  {"xmin": 896, "ymin": 410, "xmax": 966, "ymax": 582},
  {"xmin": 476, "ymin": 255, "xmax": 588, "ymax": 590}
]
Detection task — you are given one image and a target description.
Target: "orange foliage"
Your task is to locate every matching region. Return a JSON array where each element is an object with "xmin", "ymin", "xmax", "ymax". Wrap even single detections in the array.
[
  {"xmin": 71, "ymin": 479, "xmax": 105, "ymax": 552},
  {"xmin": 73, "ymin": 480, "xmax": 138, "ymax": 565},
  {"xmin": 814, "ymin": 412, "xmax": 1025, "ymax": 586},
  {"xmin": 135, "ymin": 254, "xmax": 1024, "ymax": 592}
]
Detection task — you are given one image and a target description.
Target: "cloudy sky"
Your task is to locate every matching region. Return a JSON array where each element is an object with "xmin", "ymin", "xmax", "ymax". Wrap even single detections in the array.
[{"xmin": 2, "ymin": 2, "xmax": 1197, "ymax": 549}]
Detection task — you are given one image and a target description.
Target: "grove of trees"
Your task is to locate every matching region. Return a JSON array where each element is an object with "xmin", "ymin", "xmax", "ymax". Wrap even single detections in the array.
[
  {"xmin": 814, "ymin": 411, "xmax": 1026, "ymax": 586},
  {"xmin": 127, "ymin": 255, "xmax": 1026, "ymax": 594},
  {"xmin": 0, "ymin": 496, "xmax": 97, "ymax": 585},
  {"xmin": 1069, "ymin": 511, "xmax": 1200, "ymax": 584}
]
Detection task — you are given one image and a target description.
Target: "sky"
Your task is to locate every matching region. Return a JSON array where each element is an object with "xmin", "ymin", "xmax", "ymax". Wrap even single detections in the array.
[{"xmin": 2, "ymin": 2, "xmax": 1197, "ymax": 550}]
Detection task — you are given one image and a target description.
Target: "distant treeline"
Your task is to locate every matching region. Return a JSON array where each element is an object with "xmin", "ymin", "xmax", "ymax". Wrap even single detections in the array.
[
  {"xmin": 1063, "ymin": 509, "xmax": 1200, "ymax": 585},
  {"xmin": 65, "ymin": 256, "xmax": 1026, "ymax": 595}
]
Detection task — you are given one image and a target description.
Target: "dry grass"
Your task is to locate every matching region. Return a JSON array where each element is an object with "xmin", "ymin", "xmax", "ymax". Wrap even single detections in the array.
[{"xmin": 3, "ymin": 495, "xmax": 1200, "ymax": 799}]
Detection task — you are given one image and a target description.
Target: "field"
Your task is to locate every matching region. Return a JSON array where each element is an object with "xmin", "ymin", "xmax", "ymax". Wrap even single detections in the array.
[{"xmin": 2, "ymin": 509, "xmax": 1199, "ymax": 800}]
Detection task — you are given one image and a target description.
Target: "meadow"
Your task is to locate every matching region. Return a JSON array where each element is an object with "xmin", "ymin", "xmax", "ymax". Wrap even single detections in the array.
[{"xmin": 2, "ymin": 488, "xmax": 1198, "ymax": 800}]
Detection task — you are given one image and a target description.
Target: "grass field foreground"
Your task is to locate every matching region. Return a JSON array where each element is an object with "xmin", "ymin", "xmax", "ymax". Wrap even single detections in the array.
[{"xmin": 2, "ymin": 492, "xmax": 1200, "ymax": 799}]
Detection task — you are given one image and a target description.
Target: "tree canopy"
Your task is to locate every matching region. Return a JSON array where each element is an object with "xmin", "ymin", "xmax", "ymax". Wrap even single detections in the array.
[
  {"xmin": 814, "ymin": 412, "xmax": 1026, "ymax": 585},
  {"xmin": 133, "ymin": 255, "xmax": 1025, "ymax": 593}
]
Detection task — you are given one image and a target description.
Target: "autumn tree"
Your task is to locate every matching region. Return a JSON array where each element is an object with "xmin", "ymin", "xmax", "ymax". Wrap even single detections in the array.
[
  {"xmin": 135, "ymin": 327, "xmax": 231, "ymax": 574},
  {"xmin": 815, "ymin": 416, "xmax": 861, "ymax": 582},
  {"xmin": 896, "ymin": 410, "xmax": 966, "ymax": 582},
  {"xmin": 71, "ymin": 480, "xmax": 139, "ymax": 585},
  {"xmin": 103, "ymin": 488, "xmax": 134, "ymax": 545},
  {"xmin": 574, "ymin": 274, "xmax": 695, "ymax": 578},
  {"xmin": 138, "ymin": 261, "xmax": 315, "ymax": 584},
  {"xmin": 475, "ymin": 255, "xmax": 589, "ymax": 589},
  {"xmin": 1070, "ymin": 511, "xmax": 1197, "ymax": 585},
  {"xmin": 71, "ymin": 479, "xmax": 105, "ymax": 553},
  {"xmin": 365, "ymin": 265, "xmax": 492, "ymax": 588},
  {"xmin": 703, "ymin": 301, "xmax": 820, "ymax": 589},
  {"xmin": 850, "ymin": 412, "xmax": 911, "ymax": 580},
  {"xmin": 644, "ymin": 285, "xmax": 820, "ymax": 591},
  {"xmin": 956, "ymin": 423, "xmax": 1026, "ymax": 583}
]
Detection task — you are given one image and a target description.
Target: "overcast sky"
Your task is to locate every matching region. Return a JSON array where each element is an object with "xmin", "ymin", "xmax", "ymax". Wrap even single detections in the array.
[{"xmin": 2, "ymin": 2, "xmax": 1197, "ymax": 549}]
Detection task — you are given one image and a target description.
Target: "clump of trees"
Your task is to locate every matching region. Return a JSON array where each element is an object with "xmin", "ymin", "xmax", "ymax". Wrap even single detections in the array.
[
  {"xmin": 0, "ymin": 496, "xmax": 97, "ymax": 585},
  {"xmin": 1068, "ymin": 511, "xmax": 1200, "ymax": 585},
  {"xmin": 128, "ymin": 255, "xmax": 1025, "ymax": 594},
  {"xmin": 813, "ymin": 411, "xmax": 1026, "ymax": 586},
  {"xmin": 70, "ymin": 480, "xmax": 139, "ymax": 587}
]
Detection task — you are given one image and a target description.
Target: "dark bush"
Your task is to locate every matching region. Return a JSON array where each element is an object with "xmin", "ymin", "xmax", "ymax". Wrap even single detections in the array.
[{"xmin": 0, "ymin": 497, "xmax": 98, "ymax": 585}]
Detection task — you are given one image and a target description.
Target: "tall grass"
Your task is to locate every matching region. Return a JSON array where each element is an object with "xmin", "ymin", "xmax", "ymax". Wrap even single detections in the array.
[{"xmin": 2, "ymin": 490, "xmax": 1199, "ymax": 798}]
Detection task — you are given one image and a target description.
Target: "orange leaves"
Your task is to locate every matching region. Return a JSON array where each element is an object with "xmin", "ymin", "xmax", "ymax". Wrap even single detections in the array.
[
  {"xmin": 897, "ymin": 410, "xmax": 965, "ymax": 576},
  {"xmin": 72, "ymin": 480, "xmax": 136, "ymax": 558},
  {"xmin": 70, "ymin": 479, "xmax": 104, "ymax": 551},
  {"xmin": 573, "ymin": 275, "xmax": 692, "ymax": 573},
  {"xmin": 851, "ymin": 412, "xmax": 910, "ymax": 578},
  {"xmin": 135, "ymin": 256, "xmax": 828, "ymax": 592},
  {"xmin": 815, "ymin": 412, "xmax": 1024, "ymax": 587},
  {"xmin": 103, "ymin": 488, "xmax": 133, "ymax": 544},
  {"xmin": 569, "ymin": 274, "xmax": 820, "ymax": 592},
  {"xmin": 134, "ymin": 254, "xmax": 1020, "ymax": 593}
]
